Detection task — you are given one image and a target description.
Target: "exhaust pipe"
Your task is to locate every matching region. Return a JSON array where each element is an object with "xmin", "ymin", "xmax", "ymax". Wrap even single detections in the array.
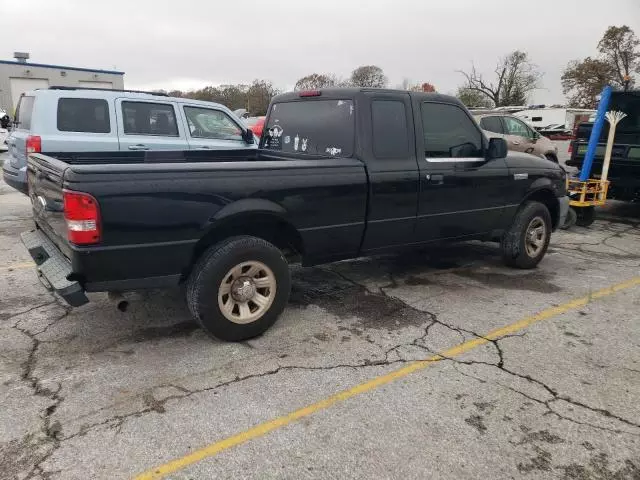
[{"xmin": 107, "ymin": 291, "xmax": 129, "ymax": 312}]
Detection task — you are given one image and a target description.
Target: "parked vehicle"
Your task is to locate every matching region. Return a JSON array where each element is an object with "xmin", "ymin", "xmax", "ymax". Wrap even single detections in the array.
[
  {"xmin": 245, "ymin": 116, "xmax": 265, "ymax": 137},
  {"xmin": 566, "ymin": 90, "xmax": 640, "ymax": 202},
  {"xmin": 2, "ymin": 87, "xmax": 256, "ymax": 194},
  {"xmin": 473, "ymin": 112, "xmax": 559, "ymax": 163},
  {"xmin": 22, "ymin": 88, "xmax": 568, "ymax": 341}
]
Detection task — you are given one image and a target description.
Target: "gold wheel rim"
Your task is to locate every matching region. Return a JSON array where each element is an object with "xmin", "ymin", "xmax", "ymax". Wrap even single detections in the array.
[{"xmin": 218, "ymin": 261, "xmax": 276, "ymax": 324}]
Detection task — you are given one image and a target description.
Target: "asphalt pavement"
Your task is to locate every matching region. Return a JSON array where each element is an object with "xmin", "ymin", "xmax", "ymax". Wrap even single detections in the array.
[{"xmin": 1, "ymin": 146, "xmax": 639, "ymax": 480}]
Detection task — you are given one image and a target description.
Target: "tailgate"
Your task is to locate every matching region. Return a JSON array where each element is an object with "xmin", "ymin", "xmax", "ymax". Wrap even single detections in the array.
[{"xmin": 26, "ymin": 154, "xmax": 71, "ymax": 258}]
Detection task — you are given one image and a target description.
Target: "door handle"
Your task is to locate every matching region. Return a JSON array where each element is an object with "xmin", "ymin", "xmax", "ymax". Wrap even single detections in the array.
[
  {"xmin": 426, "ymin": 173, "xmax": 444, "ymax": 185},
  {"xmin": 128, "ymin": 144, "xmax": 150, "ymax": 151},
  {"xmin": 195, "ymin": 146, "xmax": 211, "ymax": 150},
  {"xmin": 512, "ymin": 141, "xmax": 520, "ymax": 145}
]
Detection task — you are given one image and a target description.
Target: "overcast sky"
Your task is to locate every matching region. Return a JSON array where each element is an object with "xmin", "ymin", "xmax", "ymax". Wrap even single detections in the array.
[{"xmin": 2, "ymin": 0, "xmax": 639, "ymax": 104}]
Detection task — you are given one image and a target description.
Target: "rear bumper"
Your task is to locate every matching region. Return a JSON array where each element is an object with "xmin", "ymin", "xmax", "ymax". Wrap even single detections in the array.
[
  {"xmin": 20, "ymin": 229, "xmax": 89, "ymax": 307},
  {"xmin": 2, "ymin": 162, "xmax": 28, "ymax": 194}
]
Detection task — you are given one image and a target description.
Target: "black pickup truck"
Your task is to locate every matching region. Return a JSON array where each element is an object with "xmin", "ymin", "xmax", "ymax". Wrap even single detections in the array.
[
  {"xmin": 567, "ymin": 90, "xmax": 640, "ymax": 201},
  {"xmin": 22, "ymin": 88, "xmax": 569, "ymax": 341}
]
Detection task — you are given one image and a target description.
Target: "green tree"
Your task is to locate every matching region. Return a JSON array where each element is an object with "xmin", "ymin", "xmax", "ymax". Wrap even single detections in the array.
[
  {"xmin": 561, "ymin": 58, "xmax": 615, "ymax": 108},
  {"xmin": 456, "ymin": 87, "xmax": 493, "ymax": 108},
  {"xmin": 597, "ymin": 25, "xmax": 640, "ymax": 87},
  {"xmin": 294, "ymin": 73, "xmax": 337, "ymax": 91},
  {"xmin": 458, "ymin": 50, "xmax": 542, "ymax": 106},
  {"xmin": 350, "ymin": 65, "xmax": 387, "ymax": 88},
  {"xmin": 246, "ymin": 80, "xmax": 280, "ymax": 115}
]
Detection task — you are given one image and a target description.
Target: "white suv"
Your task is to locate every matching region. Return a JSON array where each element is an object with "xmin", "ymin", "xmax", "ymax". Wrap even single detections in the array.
[{"xmin": 3, "ymin": 87, "xmax": 256, "ymax": 194}]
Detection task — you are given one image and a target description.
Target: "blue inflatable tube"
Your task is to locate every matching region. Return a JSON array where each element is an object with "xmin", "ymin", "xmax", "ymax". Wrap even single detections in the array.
[{"xmin": 580, "ymin": 85, "xmax": 612, "ymax": 181}]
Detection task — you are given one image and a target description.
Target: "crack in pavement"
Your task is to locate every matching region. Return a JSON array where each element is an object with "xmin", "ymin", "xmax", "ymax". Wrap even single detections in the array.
[
  {"xmin": 432, "ymin": 349, "xmax": 640, "ymax": 436},
  {"xmin": 9, "ymin": 301, "xmax": 71, "ymax": 479}
]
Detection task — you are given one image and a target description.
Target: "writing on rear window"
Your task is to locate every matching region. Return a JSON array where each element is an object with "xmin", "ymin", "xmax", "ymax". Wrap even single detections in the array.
[{"xmin": 262, "ymin": 100, "xmax": 354, "ymax": 157}]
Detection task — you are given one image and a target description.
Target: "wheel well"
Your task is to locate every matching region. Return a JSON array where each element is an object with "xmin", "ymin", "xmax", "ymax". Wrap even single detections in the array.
[
  {"xmin": 525, "ymin": 189, "xmax": 560, "ymax": 229},
  {"xmin": 186, "ymin": 214, "xmax": 304, "ymax": 278},
  {"xmin": 545, "ymin": 153, "xmax": 558, "ymax": 163}
]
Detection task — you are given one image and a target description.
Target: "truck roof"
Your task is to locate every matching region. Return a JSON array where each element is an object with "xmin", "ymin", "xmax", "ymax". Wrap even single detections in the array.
[{"xmin": 273, "ymin": 88, "xmax": 463, "ymax": 106}]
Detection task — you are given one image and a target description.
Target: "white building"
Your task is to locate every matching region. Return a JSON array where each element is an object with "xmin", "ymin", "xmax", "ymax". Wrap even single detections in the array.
[
  {"xmin": 515, "ymin": 107, "xmax": 595, "ymax": 132},
  {"xmin": 0, "ymin": 52, "xmax": 124, "ymax": 115}
]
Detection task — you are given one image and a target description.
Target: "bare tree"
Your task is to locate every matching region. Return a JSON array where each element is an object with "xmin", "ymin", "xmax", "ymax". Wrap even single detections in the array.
[
  {"xmin": 294, "ymin": 73, "xmax": 338, "ymax": 91},
  {"xmin": 458, "ymin": 51, "xmax": 542, "ymax": 107},
  {"xmin": 350, "ymin": 65, "xmax": 387, "ymax": 88}
]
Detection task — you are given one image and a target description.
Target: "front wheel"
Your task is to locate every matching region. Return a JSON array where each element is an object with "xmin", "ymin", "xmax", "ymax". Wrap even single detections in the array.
[
  {"xmin": 186, "ymin": 236, "xmax": 291, "ymax": 341},
  {"xmin": 502, "ymin": 201, "xmax": 552, "ymax": 269}
]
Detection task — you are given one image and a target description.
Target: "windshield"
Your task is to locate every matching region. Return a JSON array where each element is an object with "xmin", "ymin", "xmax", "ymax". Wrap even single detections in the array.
[
  {"xmin": 609, "ymin": 92, "xmax": 640, "ymax": 133},
  {"xmin": 262, "ymin": 99, "xmax": 354, "ymax": 157}
]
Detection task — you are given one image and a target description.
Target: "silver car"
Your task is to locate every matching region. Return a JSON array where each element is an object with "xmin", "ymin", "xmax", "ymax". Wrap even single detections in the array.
[{"xmin": 3, "ymin": 87, "xmax": 256, "ymax": 194}]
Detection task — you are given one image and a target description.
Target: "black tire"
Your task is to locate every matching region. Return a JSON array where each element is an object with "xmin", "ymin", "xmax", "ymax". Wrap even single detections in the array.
[
  {"xmin": 545, "ymin": 154, "xmax": 559, "ymax": 163},
  {"xmin": 186, "ymin": 236, "xmax": 291, "ymax": 341},
  {"xmin": 502, "ymin": 201, "xmax": 552, "ymax": 269},
  {"xmin": 575, "ymin": 206, "xmax": 595, "ymax": 227},
  {"xmin": 560, "ymin": 207, "xmax": 577, "ymax": 230}
]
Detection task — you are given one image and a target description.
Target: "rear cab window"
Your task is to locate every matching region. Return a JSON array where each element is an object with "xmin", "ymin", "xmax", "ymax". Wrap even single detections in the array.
[
  {"xmin": 15, "ymin": 95, "xmax": 35, "ymax": 130},
  {"xmin": 57, "ymin": 98, "xmax": 110, "ymax": 133},
  {"xmin": 262, "ymin": 99, "xmax": 354, "ymax": 157}
]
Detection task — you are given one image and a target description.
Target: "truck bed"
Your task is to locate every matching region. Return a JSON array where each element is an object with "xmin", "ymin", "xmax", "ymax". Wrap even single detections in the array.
[{"xmin": 26, "ymin": 151, "xmax": 368, "ymax": 294}]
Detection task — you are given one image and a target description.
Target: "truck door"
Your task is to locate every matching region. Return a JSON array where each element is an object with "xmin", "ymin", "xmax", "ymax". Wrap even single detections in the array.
[
  {"xmin": 416, "ymin": 101, "xmax": 509, "ymax": 241},
  {"xmin": 115, "ymin": 99, "xmax": 189, "ymax": 151},
  {"xmin": 360, "ymin": 93, "xmax": 420, "ymax": 252}
]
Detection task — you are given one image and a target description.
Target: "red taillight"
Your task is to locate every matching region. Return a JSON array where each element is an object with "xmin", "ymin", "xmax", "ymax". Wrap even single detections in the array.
[
  {"xmin": 63, "ymin": 190, "xmax": 101, "ymax": 245},
  {"xmin": 568, "ymin": 124, "xmax": 579, "ymax": 154},
  {"xmin": 26, "ymin": 135, "xmax": 41, "ymax": 155},
  {"xmin": 299, "ymin": 90, "xmax": 322, "ymax": 97}
]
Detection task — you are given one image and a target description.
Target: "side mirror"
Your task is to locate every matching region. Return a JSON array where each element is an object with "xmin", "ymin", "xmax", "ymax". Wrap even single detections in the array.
[
  {"xmin": 242, "ymin": 129, "xmax": 255, "ymax": 144},
  {"xmin": 487, "ymin": 137, "xmax": 508, "ymax": 160}
]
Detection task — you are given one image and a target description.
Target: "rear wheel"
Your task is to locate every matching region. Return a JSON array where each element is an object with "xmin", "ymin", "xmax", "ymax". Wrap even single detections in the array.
[
  {"xmin": 575, "ymin": 206, "xmax": 595, "ymax": 227},
  {"xmin": 502, "ymin": 201, "xmax": 552, "ymax": 269},
  {"xmin": 186, "ymin": 236, "xmax": 291, "ymax": 341}
]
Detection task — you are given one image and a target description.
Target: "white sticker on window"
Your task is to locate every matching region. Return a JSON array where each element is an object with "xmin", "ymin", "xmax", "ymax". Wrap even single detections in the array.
[
  {"xmin": 301, "ymin": 138, "xmax": 308, "ymax": 152},
  {"xmin": 284, "ymin": 135, "xmax": 290, "ymax": 144},
  {"xmin": 326, "ymin": 147, "xmax": 341, "ymax": 156},
  {"xmin": 294, "ymin": 134, "xmax": 300, "ymax": 151},
  {"xmin": 271, "ymin": 125, "xmax": 283, "ymax": 138}
]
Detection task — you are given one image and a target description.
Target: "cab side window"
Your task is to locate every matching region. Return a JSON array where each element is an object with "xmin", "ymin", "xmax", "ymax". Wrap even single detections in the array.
[
  {"xmin": 479, "ymin": 116, "xmax": 503, "ymax": 135},
  {"xmin": 503, "ymin": 116, "xmax": 532, "ymax": 138},
  {"xmin": 122, "ymin": 102, "xmax": 179, "ymax": 136},
  {"xmin": 183, "ymin": 106, "xmax": 243, "ymax": 141},
  {"xmin": 421, "ymin": 102, "xmax": 482, "ymax": 158}
]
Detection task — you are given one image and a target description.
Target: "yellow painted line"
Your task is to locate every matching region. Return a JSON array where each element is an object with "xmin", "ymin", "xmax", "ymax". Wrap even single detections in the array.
[
  {"xmin": 134, "ymin": 276, "xmax": 640, "ymax": 480},
  {"xmin": 2, "ymin": 261, "xmax": 34, "ymax": 271}
]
